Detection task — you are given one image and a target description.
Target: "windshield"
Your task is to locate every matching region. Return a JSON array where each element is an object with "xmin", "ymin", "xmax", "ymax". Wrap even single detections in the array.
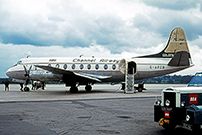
[
  {"xmin": 17, "ymin": 61, "xmax": 22, "ymax": 65},
  {"xmin": 13, "ymin": 61, "xmax": 22, "ymax": 67}
]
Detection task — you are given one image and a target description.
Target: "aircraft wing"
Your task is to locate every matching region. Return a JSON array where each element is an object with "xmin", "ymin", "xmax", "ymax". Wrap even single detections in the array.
[{"xmin": 35, "ymin": 65, "xmax": 111, "ymax": 82}]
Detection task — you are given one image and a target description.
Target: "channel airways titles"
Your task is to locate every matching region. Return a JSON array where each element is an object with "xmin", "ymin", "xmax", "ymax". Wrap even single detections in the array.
[{"xmin": 73, "ymin": 58, "xmax": 119, "ymax": 63}]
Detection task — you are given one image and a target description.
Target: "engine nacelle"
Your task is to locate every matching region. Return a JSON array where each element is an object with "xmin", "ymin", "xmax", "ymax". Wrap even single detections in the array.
[
  {"xmin": 12, "ymin": 78, "xmax": 25, "ymax": 83},
  {"xmin": 30, "ymin": 70, "xmax": 62, "ymax": 81}
]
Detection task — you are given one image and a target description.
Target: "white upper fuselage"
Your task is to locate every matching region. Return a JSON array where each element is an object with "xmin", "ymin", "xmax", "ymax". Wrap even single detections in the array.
[{"xmin": 6, "ymin": 56, "xmax": 190, "ymax": 83}]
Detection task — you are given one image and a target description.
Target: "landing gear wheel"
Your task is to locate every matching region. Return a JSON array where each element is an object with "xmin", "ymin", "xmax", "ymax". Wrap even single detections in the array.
[
  {"xmin": 70, "ymin": 86, "xmax": 78, "ymax": 93},
  {"xmin": 85, "ymin": 85, "xmax": 92, "ymax": 92},
  {"xmin": 138, "ymin": 88, "xmax": 143, "ymax": 92},
  {"xmin": 24, "ymin": 87, "xmax": 30, "ymax": 92}
]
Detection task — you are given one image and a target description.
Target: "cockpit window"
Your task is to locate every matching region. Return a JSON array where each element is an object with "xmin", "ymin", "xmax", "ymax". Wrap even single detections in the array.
[
  {"xmin": 13, "ymin": 61, "xmax": 22, "ymax": 67},
  {"xmin": 17, "ymin": 61, "xmax": 22, "ymax": 65}
]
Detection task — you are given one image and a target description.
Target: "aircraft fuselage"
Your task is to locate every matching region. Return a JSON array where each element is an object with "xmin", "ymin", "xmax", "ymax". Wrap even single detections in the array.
[{"xmin": 6, "ymin": 57, "xmax": 190, "ymax": 83}]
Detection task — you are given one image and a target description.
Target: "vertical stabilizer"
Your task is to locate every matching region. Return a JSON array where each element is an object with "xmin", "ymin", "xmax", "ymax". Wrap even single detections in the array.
[
  {"xmin": 137, "ymin": 27, "xmax": 191, "ymax": 58},
  {"xmin": 164, "ymin": 27, "xmax": 189, "ymax": 55}
]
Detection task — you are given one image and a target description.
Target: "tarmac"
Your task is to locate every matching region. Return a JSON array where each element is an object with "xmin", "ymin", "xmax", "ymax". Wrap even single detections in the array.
[{"xmin": 1, "ymin": 83, "xmax": 197, "ymax": 135}]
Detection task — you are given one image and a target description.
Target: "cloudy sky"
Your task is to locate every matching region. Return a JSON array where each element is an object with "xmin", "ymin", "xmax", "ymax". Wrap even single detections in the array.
[{"xmin": 1, "ymin": 0, "xmax": 202, "ymax": 77}]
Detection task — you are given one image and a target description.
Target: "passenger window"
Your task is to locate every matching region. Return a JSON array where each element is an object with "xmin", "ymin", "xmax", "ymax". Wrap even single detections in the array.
[
  {"xmin": 56, "ymin": 64, "xmax": 60, "ymax": 68},
  {"xmin": 80, "ymin": 64, "xmax": 84, "ymax": 69},
  {"xmin": 112, "ymin": 64, "xmax": 116, "ymax": 70},
  {"xmin": 72, "ymin": 64, "xmax": 75, "ymax": 69},
  {"xmin": 104, "ymin": 64, "xmax": 108, "ymax": 70},
  {"xmin": 63, "ymin": 64, "xmax": 67, "ymax": 69},
  {"xmin": 87, "ymin": 64, "xmax": 91, "ymax": 70},
  {"xmin": 95, "ymin": 64, "xmax": 99, "ymax": 70}
]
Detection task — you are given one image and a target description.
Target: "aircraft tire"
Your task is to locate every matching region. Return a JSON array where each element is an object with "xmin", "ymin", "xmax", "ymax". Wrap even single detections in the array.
[
  {"xmin": 138, "ymin": 88, "xmax": 143, "ymax": 92},
  {"xmin": 24, "ymin": 87, "xmax": 30, "ymax": 92},
  {"xmin": 85, "ymin": 85, "xmax": 92, "ymax": 92},
  {"xmin": 70, "ymin": 87, "xmax": 78, "ymax": 93}
]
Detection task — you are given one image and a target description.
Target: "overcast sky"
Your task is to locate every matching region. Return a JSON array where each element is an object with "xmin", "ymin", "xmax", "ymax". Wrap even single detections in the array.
[{"xmin": 1, "ymin": 0, "xmax": 202, "ymax": 77}]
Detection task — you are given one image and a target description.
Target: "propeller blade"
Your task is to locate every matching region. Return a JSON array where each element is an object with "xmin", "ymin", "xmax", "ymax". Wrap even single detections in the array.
[
  {"xmin": 28, "ymin": 65, "xmax": 32, "ymax": 74},
  {"xmin": 23, "ymin": 65, "xmax": 28, "ymax": 76},
  {"xmin": 23, "ymin": 65, "xmax": 32, "ymax": 86},
  {"xmin": 23, "ymin": 65, "xmax": 32, "ymax": 77}
]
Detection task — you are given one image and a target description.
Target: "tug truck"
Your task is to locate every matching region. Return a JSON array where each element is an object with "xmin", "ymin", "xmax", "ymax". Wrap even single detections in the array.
[
  {"xmin": 182, "ymin": 105, "xmax": 202, "ymax": 131},
  {"xmin": 154, "ymin": 87, "xmax": 202, "ymax": 130}
]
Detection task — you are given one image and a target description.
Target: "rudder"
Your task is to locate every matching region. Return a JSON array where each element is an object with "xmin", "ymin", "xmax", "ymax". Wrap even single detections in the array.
[{"xmin": 163, "ymin": 27, "xmax": 190, "ymax": 56}]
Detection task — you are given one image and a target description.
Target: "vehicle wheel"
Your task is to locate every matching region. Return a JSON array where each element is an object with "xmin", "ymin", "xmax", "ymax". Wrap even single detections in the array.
[
  {"xmin": 24, "ymin": 87, "xmax": 30, "ymax": 92},
  {"xmin": 162, "ymin": 123, "xmax": 176, "ymax": 130},
  {"xmin": 85, "ymin": 85, "xmax": 92, "ymax": 92},
  {"xmin": 70, "ymin": 87, "xmax": 78, "ymax": 93}
]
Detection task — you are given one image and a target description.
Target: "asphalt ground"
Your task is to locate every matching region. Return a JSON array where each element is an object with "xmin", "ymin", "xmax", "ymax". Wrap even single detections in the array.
[{"xmin": 1, "ymin": 84, "xmax": 200, "ymax": 135}]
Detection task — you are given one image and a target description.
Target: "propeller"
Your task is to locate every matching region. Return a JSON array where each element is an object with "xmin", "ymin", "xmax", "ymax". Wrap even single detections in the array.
[
  {"xmin": 23, "ymin": 65, "xmax": 32, "ymax": 77},
  {"xmin": 23, "ymin": 65, "xmax": 32, "ymax": 85}
]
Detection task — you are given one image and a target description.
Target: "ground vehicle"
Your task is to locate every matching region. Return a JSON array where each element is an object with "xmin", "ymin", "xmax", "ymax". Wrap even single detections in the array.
[
  {"xmin": 182, "ymin": 105, "xmax": 202, "ymax": 131},
  {"xmin": 154, "ymin": 87, "xmax": 202, "ymax": 130}
]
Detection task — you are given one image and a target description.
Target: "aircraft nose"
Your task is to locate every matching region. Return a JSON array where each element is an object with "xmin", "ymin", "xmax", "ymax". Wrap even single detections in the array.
[{"xmin": 6, "ymin": 68, "xmax": 12, "ymax": 77}]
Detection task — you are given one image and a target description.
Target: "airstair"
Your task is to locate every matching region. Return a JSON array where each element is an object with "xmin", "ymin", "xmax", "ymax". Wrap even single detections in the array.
[{"xmin": 119, "ymin": 59, "xmax": 136, "ymax": 93}]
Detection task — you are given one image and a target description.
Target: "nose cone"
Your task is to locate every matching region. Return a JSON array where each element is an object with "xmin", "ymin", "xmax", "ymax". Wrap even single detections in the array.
[{"xmin": 6, "ymin": 68, "xmax": 12, "ymax": 77}]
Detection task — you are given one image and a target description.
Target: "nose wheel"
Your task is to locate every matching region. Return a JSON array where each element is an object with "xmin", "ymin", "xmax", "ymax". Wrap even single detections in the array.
[{"xmin": 24, "ymin": 87, "xmax": 30, "ymax": 92}]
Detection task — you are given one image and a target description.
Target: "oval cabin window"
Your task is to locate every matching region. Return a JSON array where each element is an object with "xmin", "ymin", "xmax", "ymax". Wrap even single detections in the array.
[
  {"xmin": 63, "ymin": 64, "xmax": 67, "ymax": 69},
  {"xmin": 95, "ymin": 64, "xmax": 99, "ymax": 70},
  {"xmin": 87, "ymin": 64, "xmax": 91, "ymax": 70},
  {"xmin": 104, "ymin": 64, "xmax": 108, "ymax": 70},
  {"xmin": 80, "ymin": 64, "xmax": 84, "ymax": 70},
  {"xmin": 112, "ymin": 64, "xmax": 116, "ymax": 70},
  {"xmin": 72, "ymin": 64, "xmax": 75, "ymax": 69},
  {"xmin": 56, "ymin": 64, "xmax": 60, "ymax": 68}
]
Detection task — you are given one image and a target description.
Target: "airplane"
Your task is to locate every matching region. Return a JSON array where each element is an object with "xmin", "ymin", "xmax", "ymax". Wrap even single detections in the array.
[{"xmin": 6, "ymin": 27, "xmax": 194, "ymax": 92}]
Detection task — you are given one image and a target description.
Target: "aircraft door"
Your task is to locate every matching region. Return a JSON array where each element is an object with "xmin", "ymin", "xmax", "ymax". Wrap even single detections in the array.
[
  {"xmin": 119, "ymin": 59, "xmax": 137, "ymax": 75},
  {"xmin": 127, "ymin": 61, "xmax": 137, "ymax": 75}
]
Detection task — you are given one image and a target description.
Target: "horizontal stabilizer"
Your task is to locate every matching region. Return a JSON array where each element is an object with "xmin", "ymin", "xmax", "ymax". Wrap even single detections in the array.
[{"xmin": 168, "ymin": 51, "xmax": 190, "ymax": 66}]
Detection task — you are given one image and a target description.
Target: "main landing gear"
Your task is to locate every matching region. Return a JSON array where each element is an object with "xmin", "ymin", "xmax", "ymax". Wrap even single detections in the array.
[
  {"xmin": 70, "ymin": 85, "xmax": 78, "ymax": 93},
  {"xmin": 85, "ymin": 85, "xmax": 92, "ymax": 92},
  {"xmin": 69, "ymin": 83, "xmax": 92, "ymax": 93}
]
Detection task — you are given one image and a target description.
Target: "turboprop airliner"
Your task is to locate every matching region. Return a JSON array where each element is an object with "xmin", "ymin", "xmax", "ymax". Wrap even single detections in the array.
[{"xmin": 6, "ymin": 27, "xmax": 193, "ymax": 92}]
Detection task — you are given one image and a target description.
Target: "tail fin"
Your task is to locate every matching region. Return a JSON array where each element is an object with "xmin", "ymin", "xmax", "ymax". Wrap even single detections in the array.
[{"xmin": 137, "ymin": 27, "xmax": 191, "ymax": 58}]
